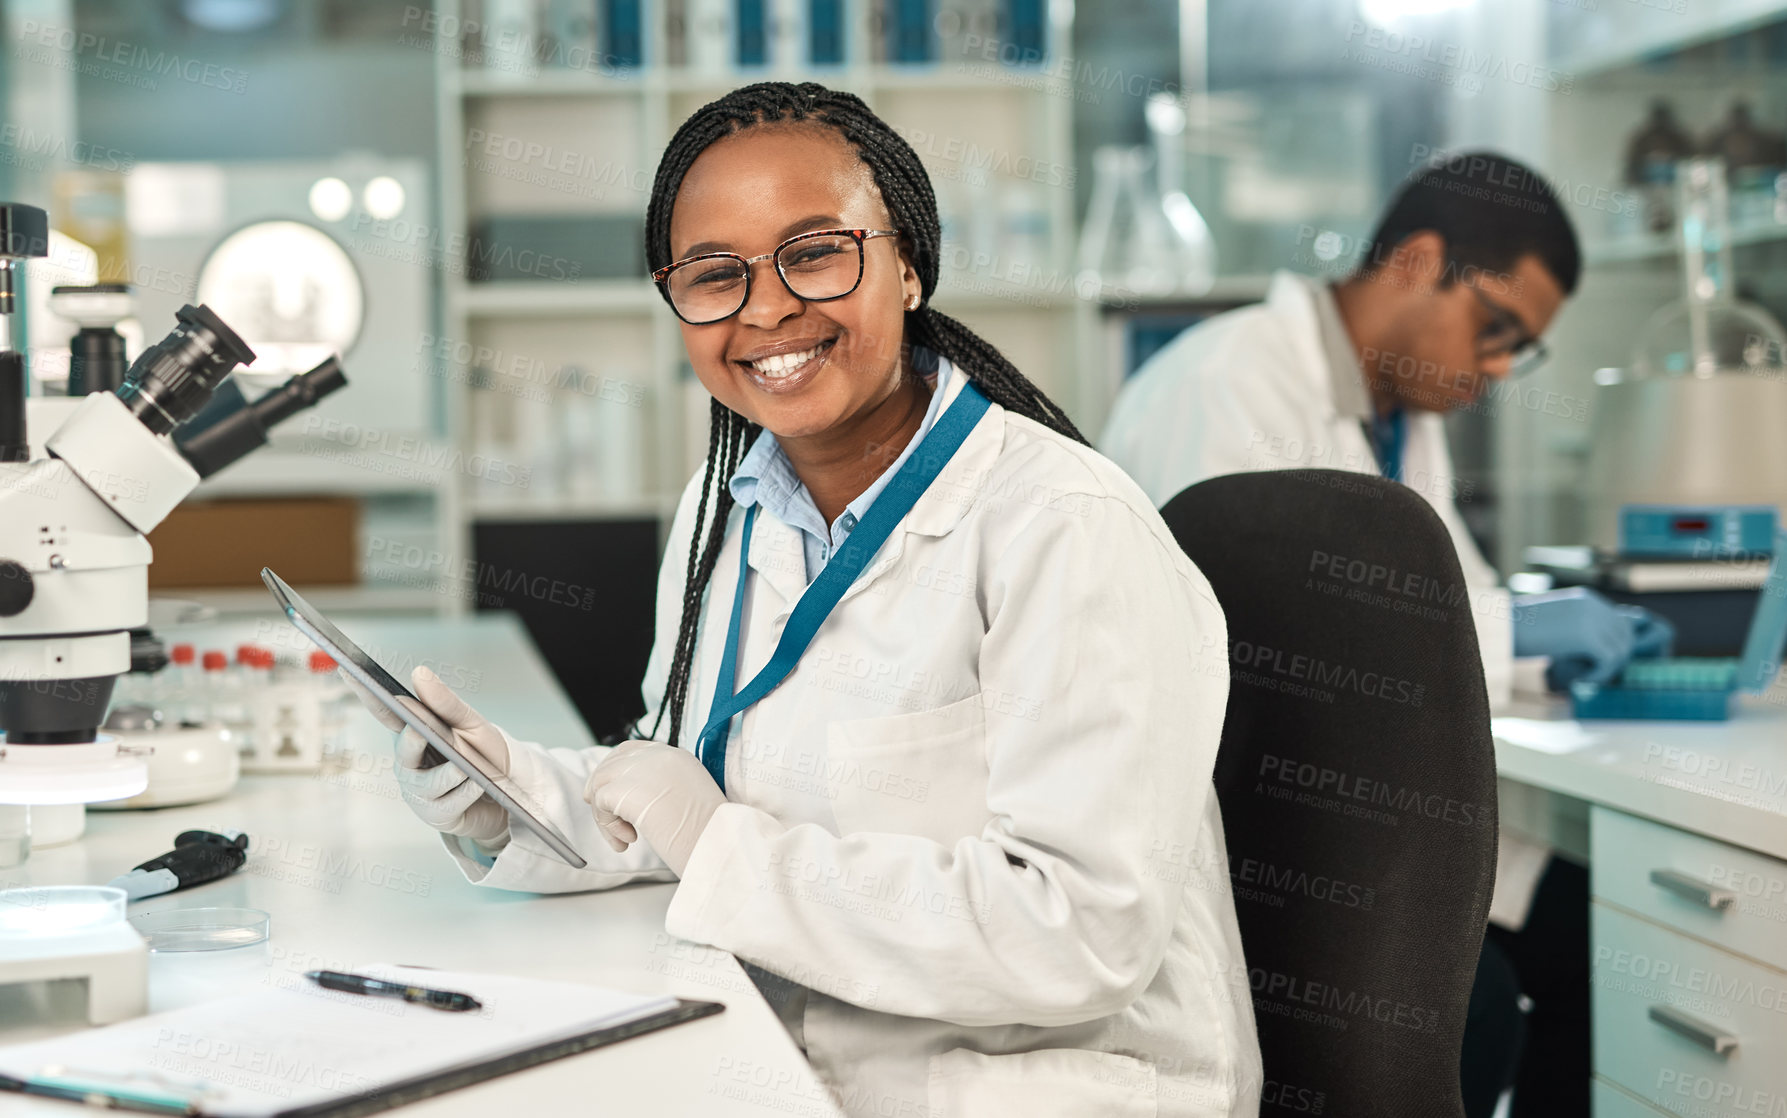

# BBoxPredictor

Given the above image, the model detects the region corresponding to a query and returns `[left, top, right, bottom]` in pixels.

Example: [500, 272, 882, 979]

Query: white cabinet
[1594, 806, 1787, 973]
[1590, 808, 1787, 1117]
[1591, 903, 1787, 1115]
[1595, 1077, 1675, 1118]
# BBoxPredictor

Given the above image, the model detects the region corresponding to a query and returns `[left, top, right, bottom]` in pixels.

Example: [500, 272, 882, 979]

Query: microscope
[0, 202, 347, 810]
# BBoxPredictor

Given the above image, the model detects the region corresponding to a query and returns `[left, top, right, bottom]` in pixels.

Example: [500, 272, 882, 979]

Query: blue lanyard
[694, 382, 992, 791]
[1369, 408, 1406, 482]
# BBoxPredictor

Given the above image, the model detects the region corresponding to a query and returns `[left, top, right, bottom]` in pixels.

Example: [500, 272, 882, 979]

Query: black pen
[305, 970, 482, 1012]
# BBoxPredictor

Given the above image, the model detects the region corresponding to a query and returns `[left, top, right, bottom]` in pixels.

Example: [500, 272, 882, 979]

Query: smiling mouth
[737, 340, 835, 392]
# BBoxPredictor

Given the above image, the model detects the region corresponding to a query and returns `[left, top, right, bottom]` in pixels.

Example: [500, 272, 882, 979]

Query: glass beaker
[0, 806, 28, 868]
[1632, 158, 1787, 380]
[1075, 143, 1216, 300]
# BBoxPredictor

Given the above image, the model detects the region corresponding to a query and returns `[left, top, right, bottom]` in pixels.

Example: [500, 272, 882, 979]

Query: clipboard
[0, 968, 724, 1118]
[281, 999, 723, 1118]
[0, 999, 723, 1117]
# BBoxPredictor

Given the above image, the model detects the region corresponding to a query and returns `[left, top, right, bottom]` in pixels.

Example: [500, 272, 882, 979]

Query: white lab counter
[1495, 694, 1787, 861]
[1494, 696, 1787, 1117]
[0, 613, 842, 1118]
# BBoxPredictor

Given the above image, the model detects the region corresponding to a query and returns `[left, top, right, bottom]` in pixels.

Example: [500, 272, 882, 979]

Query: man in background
[1102, 153, 1672, 1117]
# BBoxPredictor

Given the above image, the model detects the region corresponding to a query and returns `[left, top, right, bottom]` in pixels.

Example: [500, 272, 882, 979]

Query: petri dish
[0, 885, 128, 937]
[129, 906, 271, 951]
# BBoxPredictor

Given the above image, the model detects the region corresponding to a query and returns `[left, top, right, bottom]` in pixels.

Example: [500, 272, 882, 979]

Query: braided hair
[644, 81, 1086, 748]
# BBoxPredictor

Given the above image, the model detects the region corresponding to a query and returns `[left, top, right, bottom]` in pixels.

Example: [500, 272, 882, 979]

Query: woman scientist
[346, 83, 1259, 1117]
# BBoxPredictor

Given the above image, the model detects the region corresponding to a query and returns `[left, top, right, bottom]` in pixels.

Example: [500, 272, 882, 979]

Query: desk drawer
[1592, 903, 1787, 1116]
[1592, 806, 1787, 971]
[1595, 1078, 1673, 1118]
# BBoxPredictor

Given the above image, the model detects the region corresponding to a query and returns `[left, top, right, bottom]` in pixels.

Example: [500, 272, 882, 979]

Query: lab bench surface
[166, 612, 599, 754]
[1495, 695, 1787, 862]
[0, 615, 842, 1118]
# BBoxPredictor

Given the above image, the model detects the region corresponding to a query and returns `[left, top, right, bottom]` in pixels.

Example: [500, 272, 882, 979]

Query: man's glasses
[1470, 286, 1548, 378]
[651, 228, 901, 325]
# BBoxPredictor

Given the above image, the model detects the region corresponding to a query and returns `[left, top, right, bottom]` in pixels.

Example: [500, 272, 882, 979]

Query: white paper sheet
[1491, 717, 1603, 756]
[0, 964, 679, 1117]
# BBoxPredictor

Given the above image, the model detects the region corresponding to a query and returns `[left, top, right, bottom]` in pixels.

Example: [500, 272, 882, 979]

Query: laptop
[1572, 530, 1787, 721]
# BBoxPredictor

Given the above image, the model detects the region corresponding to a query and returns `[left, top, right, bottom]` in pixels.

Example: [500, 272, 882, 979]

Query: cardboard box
[147, 498, 359, 589]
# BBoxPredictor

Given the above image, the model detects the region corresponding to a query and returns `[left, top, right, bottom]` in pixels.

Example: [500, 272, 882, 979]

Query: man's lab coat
[1100, 271, 1563, 931]
[1099, 270, 1514, 711]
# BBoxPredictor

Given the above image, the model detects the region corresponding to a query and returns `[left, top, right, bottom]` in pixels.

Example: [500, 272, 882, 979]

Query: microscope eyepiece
[250, 355, 346, 429]
[116, 304, 255, 435]
[173, 355, 349, 479]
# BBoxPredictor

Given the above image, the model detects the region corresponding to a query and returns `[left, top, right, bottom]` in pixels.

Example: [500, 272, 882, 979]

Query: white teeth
[748, 344, 824, 378]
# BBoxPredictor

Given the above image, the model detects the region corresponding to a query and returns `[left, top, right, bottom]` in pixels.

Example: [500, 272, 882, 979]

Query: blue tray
[1570, 685, 1736, 721]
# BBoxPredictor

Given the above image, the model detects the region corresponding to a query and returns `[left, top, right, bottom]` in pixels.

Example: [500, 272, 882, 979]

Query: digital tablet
[262, 567, 587, 868]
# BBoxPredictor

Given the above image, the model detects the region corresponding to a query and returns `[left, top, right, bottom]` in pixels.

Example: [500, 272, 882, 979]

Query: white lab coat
[1099, 271, 1514, 711]
[443, 370, 1263, 1117]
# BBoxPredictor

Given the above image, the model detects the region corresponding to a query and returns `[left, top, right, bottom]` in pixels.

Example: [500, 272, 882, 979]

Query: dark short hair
[1355, 152, 1582, 295]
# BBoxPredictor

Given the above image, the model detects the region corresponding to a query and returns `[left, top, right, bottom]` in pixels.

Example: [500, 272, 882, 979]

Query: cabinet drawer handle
[1650, 869, 1735, 911]
[1648, 1005, 1739, 1056]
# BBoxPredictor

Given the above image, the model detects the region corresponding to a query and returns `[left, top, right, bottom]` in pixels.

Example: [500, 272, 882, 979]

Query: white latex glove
[582, 741, 726, 877]
[338, 666, 512, 846]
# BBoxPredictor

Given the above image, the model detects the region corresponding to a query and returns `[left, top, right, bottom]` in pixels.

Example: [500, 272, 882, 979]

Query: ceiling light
[362, 177, 406, 221]
[308, 177, 352, 223]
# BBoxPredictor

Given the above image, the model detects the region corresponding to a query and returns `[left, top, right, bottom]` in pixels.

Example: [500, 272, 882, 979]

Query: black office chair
[1160, 470, 1497, 1118]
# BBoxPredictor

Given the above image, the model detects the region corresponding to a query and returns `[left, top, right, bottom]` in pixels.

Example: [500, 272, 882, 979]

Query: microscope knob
[0, 560, 32, 616]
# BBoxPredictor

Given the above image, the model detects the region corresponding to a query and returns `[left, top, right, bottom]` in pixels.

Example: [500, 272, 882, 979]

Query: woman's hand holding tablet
[264, 564, 584, 867]
[339, 665, 515, 848]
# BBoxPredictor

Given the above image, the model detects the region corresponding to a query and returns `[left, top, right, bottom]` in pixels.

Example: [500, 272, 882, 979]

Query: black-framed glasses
[1470, 286, 1549, 378]
[651, 228, 901, 325]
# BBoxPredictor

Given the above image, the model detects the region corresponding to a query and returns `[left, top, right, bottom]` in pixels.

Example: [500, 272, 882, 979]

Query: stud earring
[905, 294, 921, 311]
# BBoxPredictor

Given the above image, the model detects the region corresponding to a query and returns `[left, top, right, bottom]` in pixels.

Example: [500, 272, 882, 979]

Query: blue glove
[1512, 588, 1673, 691]
[1618, 604, 1676, 660]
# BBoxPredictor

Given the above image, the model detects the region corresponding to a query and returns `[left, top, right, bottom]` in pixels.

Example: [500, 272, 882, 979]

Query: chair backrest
[1160, 470, 1497, 1118]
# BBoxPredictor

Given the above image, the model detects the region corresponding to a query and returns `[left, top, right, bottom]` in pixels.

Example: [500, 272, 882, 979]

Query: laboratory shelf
[661, 66, 1051, 97]
[865, 65, 1048, 93]
[1092, 274, 1276, 312]
[1201, 275, 1277, 304]
[454, 69, 645, 98]
[931, 283, 1080, 312]
[192, 445, 452, 497]
[455, 280, 661, 317]
[160, 583, 447, 617]
[1585, 219, 1787, 266]
[468, 492, 677, 521]
[1550, 0, 1787, 78]
[659, 69, 864, 94]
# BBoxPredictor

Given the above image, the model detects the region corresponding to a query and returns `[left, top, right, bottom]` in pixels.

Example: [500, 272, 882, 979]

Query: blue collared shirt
[729, 357, 955, 584]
